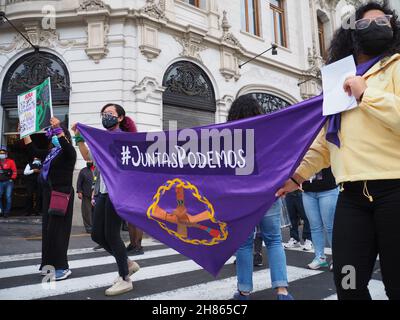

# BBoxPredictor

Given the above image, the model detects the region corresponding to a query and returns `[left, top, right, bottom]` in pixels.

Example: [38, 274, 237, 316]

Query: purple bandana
[40, 147, 61, 181]
[45, 127, 63, 139]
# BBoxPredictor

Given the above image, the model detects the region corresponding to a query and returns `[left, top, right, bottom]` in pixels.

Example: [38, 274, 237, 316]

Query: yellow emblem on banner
[147, 178, 228, 246]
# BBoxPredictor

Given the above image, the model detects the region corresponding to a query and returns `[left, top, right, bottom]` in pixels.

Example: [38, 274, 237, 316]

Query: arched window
[1, 51, 70, 133]
[247, 92, 290, 114]
[163, 61, 216, 129]
[2, 51, 70, 107]
[1, 51, 70, 214]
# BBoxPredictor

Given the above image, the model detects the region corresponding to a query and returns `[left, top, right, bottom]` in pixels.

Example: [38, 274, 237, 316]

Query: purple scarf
[40, 127, 65, 181]
[40, 147, 61, 181]
[326, 55, 383, 147]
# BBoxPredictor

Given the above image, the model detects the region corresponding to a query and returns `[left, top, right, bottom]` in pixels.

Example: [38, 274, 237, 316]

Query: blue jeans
[302, 188, 339, 259]
[0, 180, 13, 215]
[236, 199, 288, 291]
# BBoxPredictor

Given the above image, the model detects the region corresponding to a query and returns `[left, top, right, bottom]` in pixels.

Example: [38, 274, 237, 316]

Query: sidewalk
[0, 217, 139, 256]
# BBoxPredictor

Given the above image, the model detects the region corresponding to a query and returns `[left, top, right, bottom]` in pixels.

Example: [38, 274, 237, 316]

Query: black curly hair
[327, 0, 400, 64]
[227, 95, 265, 121]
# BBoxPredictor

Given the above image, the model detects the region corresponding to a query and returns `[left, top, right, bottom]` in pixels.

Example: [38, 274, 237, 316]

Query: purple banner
[78, 95, 326, 276]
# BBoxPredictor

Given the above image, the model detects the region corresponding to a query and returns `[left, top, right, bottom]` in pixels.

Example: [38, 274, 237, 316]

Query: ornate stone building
[0, 0, 380, 223]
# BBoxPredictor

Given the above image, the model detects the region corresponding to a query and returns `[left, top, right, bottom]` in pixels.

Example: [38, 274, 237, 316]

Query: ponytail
[120, 116, 137, 133]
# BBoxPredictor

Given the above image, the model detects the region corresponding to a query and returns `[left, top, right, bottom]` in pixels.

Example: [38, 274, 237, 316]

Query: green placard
[18, 77, 53, 138]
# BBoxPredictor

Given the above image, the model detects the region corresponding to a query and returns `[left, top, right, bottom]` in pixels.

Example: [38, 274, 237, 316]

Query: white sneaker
[284, 238, 301, 248]
[113, 259, 140, 284]
[105, 277, 133, 296]
[307, 257, 329, 270]
[128, 259, 140, 277]
[302, 239, 313, 251]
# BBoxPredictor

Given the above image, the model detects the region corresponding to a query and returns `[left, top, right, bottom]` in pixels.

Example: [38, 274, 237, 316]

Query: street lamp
[238, 43, 278, 69]
[0, 11, 39, 52]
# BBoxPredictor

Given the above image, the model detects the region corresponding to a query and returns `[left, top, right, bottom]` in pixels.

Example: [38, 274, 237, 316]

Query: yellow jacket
[296, 53, 400, 184]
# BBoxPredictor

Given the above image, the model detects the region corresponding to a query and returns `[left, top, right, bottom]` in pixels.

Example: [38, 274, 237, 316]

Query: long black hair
[227, 95, 265, 121]
[327, 0, 400, 64]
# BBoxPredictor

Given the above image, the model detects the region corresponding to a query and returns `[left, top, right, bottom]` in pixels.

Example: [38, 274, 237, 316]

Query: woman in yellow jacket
[277, 2, 400, 300]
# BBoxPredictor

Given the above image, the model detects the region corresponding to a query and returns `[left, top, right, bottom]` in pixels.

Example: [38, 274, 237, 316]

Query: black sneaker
[131, 246, 144, 255]
[126, 244, 135, 252]
[93, 245, 103, 251]
[253, 253, 263, 267]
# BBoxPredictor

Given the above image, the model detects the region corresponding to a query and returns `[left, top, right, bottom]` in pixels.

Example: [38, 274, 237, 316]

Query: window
[270, 0, 287, 47]
[241, 0, 261, 36]
[163, 61, 216, 130]
[318, 17, 327, 60]
[1, 51, 70, 215]
[182, 0, 206, 9]
[250, 93, 290, 114]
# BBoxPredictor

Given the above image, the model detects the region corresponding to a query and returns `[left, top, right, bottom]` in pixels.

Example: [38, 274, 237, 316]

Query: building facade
[0, 0, 375, 224]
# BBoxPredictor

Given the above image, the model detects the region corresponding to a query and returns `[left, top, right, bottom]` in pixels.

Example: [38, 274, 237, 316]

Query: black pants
[40, 184, 74, 270]
[91, 193, 128, 278]
[285, 191, 311, 241]
[25, 177, 41, 214]
[333, 179, 400, 300]
[81, 196, 93, 232]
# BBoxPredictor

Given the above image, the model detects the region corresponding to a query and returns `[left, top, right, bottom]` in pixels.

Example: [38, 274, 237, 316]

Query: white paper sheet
[321, 55, 358, 116]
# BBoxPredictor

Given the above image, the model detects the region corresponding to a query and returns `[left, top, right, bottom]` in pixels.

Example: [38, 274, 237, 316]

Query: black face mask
[355, 22, 394, 56]
[102, 114, 119, 129]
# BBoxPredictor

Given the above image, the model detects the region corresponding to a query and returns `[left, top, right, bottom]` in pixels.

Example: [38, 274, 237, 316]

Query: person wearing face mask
[23, 157, 43, 216]
[0, 146, 17, 218]
[22, 118, 76, 281]
[76, 161, 95, 233]
[277, 2, 400, 300]
[71, 104, 140, 296]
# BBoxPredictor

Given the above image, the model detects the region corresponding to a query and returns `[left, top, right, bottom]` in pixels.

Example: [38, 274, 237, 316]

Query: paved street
[0, 218, 386, 300]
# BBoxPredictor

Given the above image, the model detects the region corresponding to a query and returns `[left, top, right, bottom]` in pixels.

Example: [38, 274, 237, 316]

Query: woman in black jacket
[22, 117, 76, 281]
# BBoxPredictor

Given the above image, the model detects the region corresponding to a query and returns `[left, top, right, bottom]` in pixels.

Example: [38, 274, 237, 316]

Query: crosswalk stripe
[283, 247, 380, 261]
[0, 257, 236, 300]
[0, 238, 161, 263]
[135, 265, 323, 300]
[323, 279, 387, 300]
[0, 247, 179, 279]
[0, 240, 386, 300]
[284, 247, 332, 255]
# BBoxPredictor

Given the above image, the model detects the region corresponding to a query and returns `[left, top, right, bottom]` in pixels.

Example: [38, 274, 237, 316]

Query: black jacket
[77, 167, 94, 198]
[27, 136, 77, 191]
[302, 167, 337, 193]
